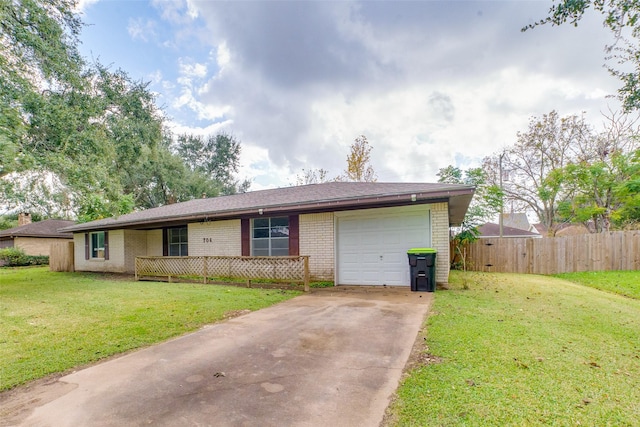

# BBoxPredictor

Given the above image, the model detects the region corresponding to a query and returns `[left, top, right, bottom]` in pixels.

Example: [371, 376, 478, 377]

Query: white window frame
[168, 227, 188, 256]
[90, 231, 105, 259]
[251, 217, 289, 257]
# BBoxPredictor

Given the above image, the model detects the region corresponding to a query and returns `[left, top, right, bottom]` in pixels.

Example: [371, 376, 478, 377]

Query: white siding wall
[299, 212, 334, 281]
[73, 230, 127, 273]
[430, 202, 450, 284]
[188, 220, 242, 256]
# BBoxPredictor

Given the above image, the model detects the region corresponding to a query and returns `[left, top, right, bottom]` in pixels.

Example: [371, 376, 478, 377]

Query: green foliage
[0, 247, 49, 266]
[483, 111, 592, 234]
[438, 166, 502, 227]
[76, 193, 135, 223]
[546, 146, 639, 231]
[176, 133, 249, 195]
[483, 110, 639, 233]
[0, 1, 251, 220]
[611, 149, 640, 227]
[449, 226, 480, 271]
[389, 271, 640, 425]
[524, 0, 640, 111]
[0, 267, 299, 390]
[0, 215, 18, 231]
[0, 0, 84, 176]
[309, 281, 335, 288]
[437, 165, 490, 270]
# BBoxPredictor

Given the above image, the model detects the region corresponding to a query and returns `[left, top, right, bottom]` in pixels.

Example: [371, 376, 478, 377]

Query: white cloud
[152, 0, 198, 23]
[127, 17, 157, 42]
[75, 0, 100, 13]
[178, 60, 207, 79]
[147, 70, 163, 85]
[166, 119, 231, 138]
[171, 57, 231, 121]
[216, 42, 231, 69]
[105, 1, 621, 189]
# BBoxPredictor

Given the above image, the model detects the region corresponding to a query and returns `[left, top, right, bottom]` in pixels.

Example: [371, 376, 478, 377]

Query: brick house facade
[64, 182, 474, 286]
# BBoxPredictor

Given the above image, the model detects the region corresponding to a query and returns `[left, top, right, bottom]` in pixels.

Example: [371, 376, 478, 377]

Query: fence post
[303, 256, 310, 292]
[203, 256, 208, 284]
[134, 257, 139, 281]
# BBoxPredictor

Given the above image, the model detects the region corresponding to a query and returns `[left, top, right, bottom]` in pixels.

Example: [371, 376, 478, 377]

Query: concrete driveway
[1, 287, 432, 427]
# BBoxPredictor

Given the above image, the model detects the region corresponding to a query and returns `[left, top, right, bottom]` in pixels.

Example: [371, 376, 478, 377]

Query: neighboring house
[501, 213, 538, 233]
[62, 182, 474, 286]
[477, 222, 542, 239]
[0, 216, 75, 256]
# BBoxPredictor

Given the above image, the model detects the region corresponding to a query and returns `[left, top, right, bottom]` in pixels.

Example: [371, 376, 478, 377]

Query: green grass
[0, 267, 299, 391]
[553, 270, 640, 299]
[388, 271, 640, 426]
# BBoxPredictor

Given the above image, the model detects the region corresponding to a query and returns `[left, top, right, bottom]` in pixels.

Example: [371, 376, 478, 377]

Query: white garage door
[336, 206, 431, 286]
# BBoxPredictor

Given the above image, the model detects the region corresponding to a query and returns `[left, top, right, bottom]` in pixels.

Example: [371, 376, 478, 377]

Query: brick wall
[124, 230, 148, 273]
[429, 202, 450, 284]
[13, 237, 72, 256]
[300, 212, 334, 281]
[188, 220, 241, 256]
[146, 230, 163, 256]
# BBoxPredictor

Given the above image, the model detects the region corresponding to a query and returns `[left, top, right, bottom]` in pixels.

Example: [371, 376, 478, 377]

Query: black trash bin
[407, 248, 437, 292]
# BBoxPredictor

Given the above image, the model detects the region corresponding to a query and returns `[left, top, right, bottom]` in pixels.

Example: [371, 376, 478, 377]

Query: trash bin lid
[407, 248, 437, 254]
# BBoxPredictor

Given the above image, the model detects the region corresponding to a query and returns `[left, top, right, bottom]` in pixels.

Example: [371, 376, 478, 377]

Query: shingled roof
[63, 182, 475, 232]
[0, 219, 75, 239]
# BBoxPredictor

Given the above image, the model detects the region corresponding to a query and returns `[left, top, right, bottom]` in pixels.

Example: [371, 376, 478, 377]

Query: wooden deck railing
[135, 255, 310, 291]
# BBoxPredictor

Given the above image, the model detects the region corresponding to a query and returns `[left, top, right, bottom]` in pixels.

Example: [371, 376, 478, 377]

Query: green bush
[0, 247, 49, 266]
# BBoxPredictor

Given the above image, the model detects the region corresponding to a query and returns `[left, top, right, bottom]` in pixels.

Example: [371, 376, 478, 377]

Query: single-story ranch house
[0, 216, 75, 256]
[62, 182, 474, 286]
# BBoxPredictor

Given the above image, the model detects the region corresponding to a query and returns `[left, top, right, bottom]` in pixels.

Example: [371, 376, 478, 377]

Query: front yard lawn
[387, 271, 640, 426]
[0, 267, 299, 391]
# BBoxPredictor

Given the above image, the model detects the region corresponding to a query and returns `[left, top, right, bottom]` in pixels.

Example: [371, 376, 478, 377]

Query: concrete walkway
[1, 287, 432, 427]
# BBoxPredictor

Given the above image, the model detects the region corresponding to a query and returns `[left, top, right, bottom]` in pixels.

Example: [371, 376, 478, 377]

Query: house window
[90, 231, 105, 259]
[168, 227, 188, 256]
[252, 217, 289, 256]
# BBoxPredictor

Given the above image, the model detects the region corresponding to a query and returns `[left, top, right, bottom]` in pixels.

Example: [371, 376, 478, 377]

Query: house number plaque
[203, 237, 214, 243]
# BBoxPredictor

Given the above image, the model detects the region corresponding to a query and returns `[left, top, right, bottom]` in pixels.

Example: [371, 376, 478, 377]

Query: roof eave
[64, 187, 476, 232]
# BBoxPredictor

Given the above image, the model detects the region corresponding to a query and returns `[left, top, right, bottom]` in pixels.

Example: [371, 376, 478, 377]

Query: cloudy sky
[77, 0, 620, 190]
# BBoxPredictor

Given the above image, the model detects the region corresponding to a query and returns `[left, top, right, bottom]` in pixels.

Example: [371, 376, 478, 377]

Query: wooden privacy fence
[135, 255, 311, 291]
[50, 241, 74, 272]
[465, 231, 640, 274]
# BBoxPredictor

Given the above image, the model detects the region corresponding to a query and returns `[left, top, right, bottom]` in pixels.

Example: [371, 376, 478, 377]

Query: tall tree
[483, 111, 592, 235]
[176, 133, 250, 196]
[0, 0, 84, 177]
[548, 111, 640, 231]
[484, 109, 639, 234]
[552, 151, 637, 232]
[524, 0, 640, 111]
[341, 135, 377, 182]
[0, 0, 252, 220]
